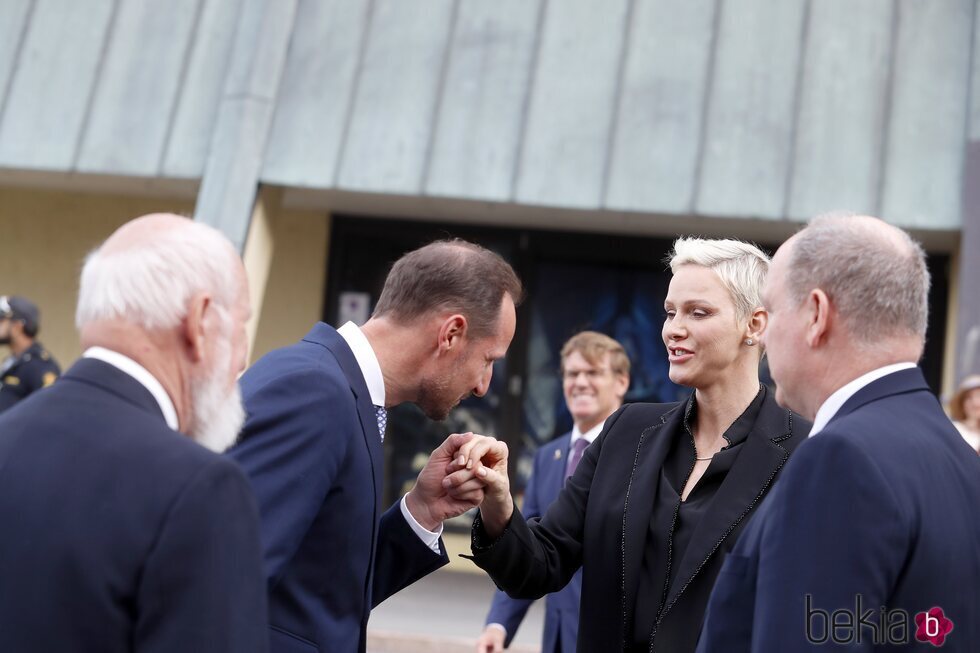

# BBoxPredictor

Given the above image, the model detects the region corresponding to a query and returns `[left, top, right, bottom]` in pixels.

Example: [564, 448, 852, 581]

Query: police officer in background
[0, 295, 61, 413]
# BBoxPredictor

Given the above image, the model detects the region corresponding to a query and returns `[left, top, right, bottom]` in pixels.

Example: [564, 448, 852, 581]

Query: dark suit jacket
[486, 432, 582, 653]
[697, 368, 980, 652]
[471, 389, 808, 652]
[0, 358, 267, 652]
[229, 323, 449, 653]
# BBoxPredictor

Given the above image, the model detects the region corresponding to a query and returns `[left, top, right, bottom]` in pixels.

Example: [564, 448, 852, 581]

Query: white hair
[668, 237, 771, 321]
[76, 219, 238, 330]
[787, 212, 930, 346]
[190, 306, 246, 452]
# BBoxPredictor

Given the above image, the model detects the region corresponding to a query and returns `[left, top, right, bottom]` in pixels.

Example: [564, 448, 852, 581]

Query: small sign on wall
[338, 291, 371, 326]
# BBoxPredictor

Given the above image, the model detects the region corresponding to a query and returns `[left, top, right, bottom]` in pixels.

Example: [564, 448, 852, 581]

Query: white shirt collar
[337, 321, 386, 408]
[571, 420, 605, 445]
[809, 362, 918, 437]
[83, 346, 179, 431]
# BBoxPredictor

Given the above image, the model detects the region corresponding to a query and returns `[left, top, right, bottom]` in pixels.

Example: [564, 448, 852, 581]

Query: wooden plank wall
[0, 0, 976, 231]
[425, 0, 541, 201]
[0, 0, 241, 179]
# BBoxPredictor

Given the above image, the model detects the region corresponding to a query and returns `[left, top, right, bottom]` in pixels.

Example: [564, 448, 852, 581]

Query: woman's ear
[745, 306, 768, 345]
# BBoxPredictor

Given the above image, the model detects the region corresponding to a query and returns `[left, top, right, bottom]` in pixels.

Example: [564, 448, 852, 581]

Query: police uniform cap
[0, 296, 41, 334]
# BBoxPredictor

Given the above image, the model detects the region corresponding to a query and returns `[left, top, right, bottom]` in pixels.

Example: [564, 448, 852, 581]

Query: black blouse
[632, 385, 766, 648]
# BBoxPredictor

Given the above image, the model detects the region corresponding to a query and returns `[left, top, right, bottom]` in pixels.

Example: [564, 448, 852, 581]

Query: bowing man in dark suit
[452, 238, 810, 653]
[0, 214, 267, 653]
[229, 239, 523, 653]
[698, 214, 980, 652]
[476, 331, 630, 653]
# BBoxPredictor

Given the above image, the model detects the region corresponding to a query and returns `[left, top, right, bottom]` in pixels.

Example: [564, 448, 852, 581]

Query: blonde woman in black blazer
[454, 237, 811, 653]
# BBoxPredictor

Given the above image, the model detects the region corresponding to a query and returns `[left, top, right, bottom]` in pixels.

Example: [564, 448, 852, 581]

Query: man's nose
[474, 367, 492, 397]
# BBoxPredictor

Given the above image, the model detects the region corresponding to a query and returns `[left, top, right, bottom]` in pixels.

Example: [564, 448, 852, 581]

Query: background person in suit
[452, 237, 810, 653]
[948, 374, 980, 454]
[476, 331, 630, 653]
[0, 214, 267, 653]
[0, 295, 61, 413]
[697, 214, 980, 652]
[229, 239, 523, 653]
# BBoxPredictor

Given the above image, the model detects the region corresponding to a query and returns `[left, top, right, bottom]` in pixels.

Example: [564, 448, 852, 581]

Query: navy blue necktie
[374, 405, 387, 442]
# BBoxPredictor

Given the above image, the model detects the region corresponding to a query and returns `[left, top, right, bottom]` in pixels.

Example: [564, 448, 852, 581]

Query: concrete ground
[368, 534, 545, 653]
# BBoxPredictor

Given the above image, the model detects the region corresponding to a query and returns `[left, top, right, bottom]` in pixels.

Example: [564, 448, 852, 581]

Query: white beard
[190, 333, 246, 453]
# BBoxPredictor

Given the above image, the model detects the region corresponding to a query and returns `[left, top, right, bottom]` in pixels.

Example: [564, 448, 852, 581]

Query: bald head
[782, 212, 930, 350]
[100, 213, 235, 259]
[77, 214, 244, 331]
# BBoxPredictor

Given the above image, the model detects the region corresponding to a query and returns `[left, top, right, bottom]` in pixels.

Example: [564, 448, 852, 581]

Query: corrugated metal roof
[0, 0, 975, 230]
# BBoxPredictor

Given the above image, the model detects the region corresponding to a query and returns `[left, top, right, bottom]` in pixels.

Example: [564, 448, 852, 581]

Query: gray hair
[668, 237, 771, 321]
[76, 219, 239, 331]
[786, 213, 930, 346]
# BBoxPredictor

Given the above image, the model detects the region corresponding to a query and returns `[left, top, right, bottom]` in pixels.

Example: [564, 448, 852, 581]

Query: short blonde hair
[560, 331, 630, 378]
[668, 237, 770, 321]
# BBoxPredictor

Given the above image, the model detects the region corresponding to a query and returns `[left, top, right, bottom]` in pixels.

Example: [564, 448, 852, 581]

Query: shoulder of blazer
[604, 401, 685, 435]
[751, 388, 812, 452]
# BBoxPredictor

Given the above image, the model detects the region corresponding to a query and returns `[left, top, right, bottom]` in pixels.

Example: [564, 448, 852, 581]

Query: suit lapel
[622, 404, 684, 628]
[546, 433, 572, 503]
[309, 324, 385, 504]
[661, 395, 792, 613]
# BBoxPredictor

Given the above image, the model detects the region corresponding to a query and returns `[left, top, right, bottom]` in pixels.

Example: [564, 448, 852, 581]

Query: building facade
[1, 0, 977, 502]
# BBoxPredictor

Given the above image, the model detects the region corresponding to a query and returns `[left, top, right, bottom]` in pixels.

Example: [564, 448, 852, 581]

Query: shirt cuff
[400, 494, 443, 553]
[487, 623, 508, 637]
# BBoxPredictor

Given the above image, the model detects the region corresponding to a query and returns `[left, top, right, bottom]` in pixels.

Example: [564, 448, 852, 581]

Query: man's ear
[614, 373, 630, 401]
[437, 314, 468, 355]
[805, 289, 832, 348]
[183, 293, 211, 363]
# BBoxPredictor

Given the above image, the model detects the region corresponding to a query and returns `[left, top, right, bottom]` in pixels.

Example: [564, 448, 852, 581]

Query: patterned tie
[375, 405, 387, 442]
[566, 437, 590, 479]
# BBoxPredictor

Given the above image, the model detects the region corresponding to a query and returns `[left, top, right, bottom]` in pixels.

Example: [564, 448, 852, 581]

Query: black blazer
[0, 358, 268, 652]
[471, 389, 810, 653]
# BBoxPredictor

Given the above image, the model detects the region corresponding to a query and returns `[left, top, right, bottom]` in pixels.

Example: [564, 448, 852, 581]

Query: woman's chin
[668, 368, 698, 389]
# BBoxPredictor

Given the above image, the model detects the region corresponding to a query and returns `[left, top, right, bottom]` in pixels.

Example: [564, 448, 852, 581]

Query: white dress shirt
[953, 422, 980, 453]
[337, 322, 443, 552]
[570, 420, 604, 447]
[809, 362, 918, 437]
[83, 346, 179, 431]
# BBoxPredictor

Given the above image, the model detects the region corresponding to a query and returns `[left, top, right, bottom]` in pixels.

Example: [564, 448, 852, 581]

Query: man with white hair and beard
[0, 214, 268, 653]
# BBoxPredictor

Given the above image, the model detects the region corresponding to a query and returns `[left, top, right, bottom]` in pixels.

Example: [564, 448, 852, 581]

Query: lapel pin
[554, 449, 562, 460]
